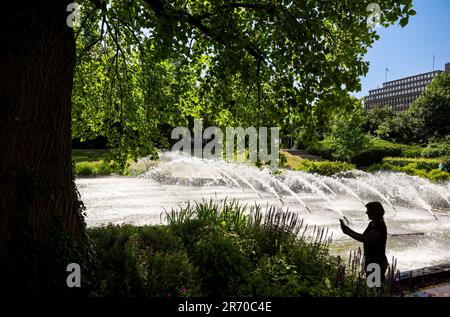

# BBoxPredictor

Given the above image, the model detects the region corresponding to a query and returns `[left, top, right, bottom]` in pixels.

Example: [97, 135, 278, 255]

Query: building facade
[364, 62, 450, 112]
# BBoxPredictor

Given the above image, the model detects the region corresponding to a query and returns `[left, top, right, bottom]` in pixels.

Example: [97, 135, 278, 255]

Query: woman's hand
[340, 219, 349, 234]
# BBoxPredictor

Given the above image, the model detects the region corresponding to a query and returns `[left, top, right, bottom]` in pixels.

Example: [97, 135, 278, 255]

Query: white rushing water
[77, 151, 450, 271]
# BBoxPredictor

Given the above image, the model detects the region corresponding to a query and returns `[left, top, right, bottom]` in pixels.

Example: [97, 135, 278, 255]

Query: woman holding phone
[340, 201, 388, 283]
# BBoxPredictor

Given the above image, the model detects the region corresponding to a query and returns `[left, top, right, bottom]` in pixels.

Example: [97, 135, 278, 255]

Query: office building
[364, 62, 450, 112]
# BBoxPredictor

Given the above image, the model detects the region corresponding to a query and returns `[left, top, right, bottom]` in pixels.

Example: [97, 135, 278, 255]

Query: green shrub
[327, 107, 370, 162]
[308, 138, 407, 166]
[87, 201, 392, 297]
[246, 254, 306, 297]
[351, 148, 398, 167]
[351, 138, 408, 166]
[164, 200, 365, 297]
[307, 140, 334, 160]
[428, 169, 450, 182]
[383, 157, 443, 172]
[295, 160, 356, 176]
[421, 141, 450, 158]
[75, 161, 98, 176]
[74, 160, 129, 176]
[137, 251, 202, 297]
[88, 225, 202, 296]
[191, 231, 252, 296]
[75, 161, 113, 176]
[310, 137, 433, 167]
[367, 159, 450, 182]
[97, 161, 113, 175]
[402, 147, 424, 158]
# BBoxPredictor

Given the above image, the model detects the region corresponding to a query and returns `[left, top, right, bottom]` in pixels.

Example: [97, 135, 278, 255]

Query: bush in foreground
[87, 200, 396, 297]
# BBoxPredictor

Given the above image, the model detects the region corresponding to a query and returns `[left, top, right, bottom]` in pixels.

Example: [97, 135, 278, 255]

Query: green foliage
[294, 160, 356, 176]
[407, 73, 450, 143]
[191, 231, 252, 296]
[365, 105, 412, 142]
[87, 200, 378, 297]
[365, 105, 397, 135]
[421, 136, 450, 158]
[351, 138, 406, 166]
[383, 157, 447, 171]
[375, 111, 412, 142]
[88, 224, 202, 296]
[327, 105, 369, 162]
[75, 161, 112, 176]
[367, 157, 450, 182]
[312, 137, 434, 166]
[72, 0, 415, 163]
[364, 73, 450, 145]
[72, 149, 135, 175]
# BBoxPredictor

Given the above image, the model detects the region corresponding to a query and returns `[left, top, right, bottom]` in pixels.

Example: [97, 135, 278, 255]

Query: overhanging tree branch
[141, 0, 266, 63]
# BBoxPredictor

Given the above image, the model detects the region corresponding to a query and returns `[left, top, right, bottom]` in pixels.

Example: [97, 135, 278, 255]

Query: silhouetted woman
[340, 201, 388, 282]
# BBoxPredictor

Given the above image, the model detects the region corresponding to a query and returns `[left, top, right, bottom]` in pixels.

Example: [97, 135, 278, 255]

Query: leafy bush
[307, 139, 334, 160]
[295, 160, 356, 176]
[308, 137, 424, 166]
[427, 169, 450, 182]
[246, 254, 308, 297]
[75, 161, 113, 176]
[75, 161, 97, 176]
[87, 200, 382, 297]
[351, 148, 399, 167]
[383, 157, 444, 171]
[352, 138, 408, 166]
[74, 160, 132, 176]
[367, 159, 450, 182]
[421, 137, 450, 158]
[88, 225, 202, 296]
[191, 231, 252, 296]
[374, 111, 412, 143]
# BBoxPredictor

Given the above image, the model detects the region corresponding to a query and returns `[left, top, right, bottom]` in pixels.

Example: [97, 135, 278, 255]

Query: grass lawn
[72, 149, 158, 176]
[281, 150, 304, 170]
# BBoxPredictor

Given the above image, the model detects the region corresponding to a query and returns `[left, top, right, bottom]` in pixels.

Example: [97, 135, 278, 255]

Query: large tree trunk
[0, 1, 83, 289]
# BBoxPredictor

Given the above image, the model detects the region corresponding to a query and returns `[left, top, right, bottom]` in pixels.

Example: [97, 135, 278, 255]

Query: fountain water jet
[78, 152, 450, 271]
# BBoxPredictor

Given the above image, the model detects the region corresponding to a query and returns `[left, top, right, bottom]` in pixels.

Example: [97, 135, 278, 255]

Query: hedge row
[366, 159, 450, 182]
[382, 157, 446, 172]
[294, 160, 356, 176]
[309, 138, 448, 167]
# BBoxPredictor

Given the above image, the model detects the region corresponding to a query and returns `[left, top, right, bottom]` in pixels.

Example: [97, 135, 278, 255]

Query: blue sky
[354, 0, 450, 99]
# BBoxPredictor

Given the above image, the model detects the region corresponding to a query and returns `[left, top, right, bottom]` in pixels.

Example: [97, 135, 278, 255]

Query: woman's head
[365, 201, 385, 221]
